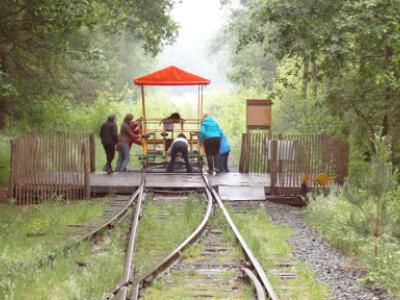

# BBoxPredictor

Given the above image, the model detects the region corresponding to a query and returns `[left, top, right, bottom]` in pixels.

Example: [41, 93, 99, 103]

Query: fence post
[9, 140, 15, 200]
[83, 143, 91, 199]
[244, 133, 251, 173]
[270, 139, 278, 195]
[239, 133, 246, 173]
[89, 134, 96, 173]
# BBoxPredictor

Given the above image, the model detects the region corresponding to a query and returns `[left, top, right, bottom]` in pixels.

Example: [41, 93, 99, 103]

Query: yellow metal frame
[139, 85, 205, 157]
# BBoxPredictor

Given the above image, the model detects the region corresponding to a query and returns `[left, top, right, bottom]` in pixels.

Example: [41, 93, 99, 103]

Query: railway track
[103, 173, 279, 300]
[25, 173, 146, 269]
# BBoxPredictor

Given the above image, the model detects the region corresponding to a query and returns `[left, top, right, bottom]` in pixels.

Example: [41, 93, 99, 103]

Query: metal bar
[125, 186, 213, 300]
[242, 267, 266, 300]
[115, 181, 145, 300]
[202, 174, 279, 300]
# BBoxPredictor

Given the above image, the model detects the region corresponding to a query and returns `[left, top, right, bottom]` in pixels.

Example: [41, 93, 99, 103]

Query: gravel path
[265, 201, 391, 300]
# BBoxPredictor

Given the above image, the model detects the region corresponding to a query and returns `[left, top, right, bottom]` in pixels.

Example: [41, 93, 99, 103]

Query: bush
[304, 135, 400, 297]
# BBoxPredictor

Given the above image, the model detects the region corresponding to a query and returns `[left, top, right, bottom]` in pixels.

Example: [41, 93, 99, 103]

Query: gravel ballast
[265, 201, 391, 300]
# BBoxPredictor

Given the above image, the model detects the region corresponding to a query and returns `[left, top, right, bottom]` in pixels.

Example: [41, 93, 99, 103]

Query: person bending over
[200, 114, 222, 174]
[167, 133, 192, 173]
[99, 114, 118, 174]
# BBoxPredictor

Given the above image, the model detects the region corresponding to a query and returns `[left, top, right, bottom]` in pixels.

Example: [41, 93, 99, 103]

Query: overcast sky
[158, 0, 231, 94]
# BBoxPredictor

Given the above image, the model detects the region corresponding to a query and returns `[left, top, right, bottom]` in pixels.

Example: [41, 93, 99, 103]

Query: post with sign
[239, 99, 272, 173]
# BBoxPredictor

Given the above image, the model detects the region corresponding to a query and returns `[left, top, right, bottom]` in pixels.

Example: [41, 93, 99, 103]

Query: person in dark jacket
[219, 131, 231, 173]
[99, 114, 118, 174]
[199, 114, 223, 174]
[167, 133, 192, 173]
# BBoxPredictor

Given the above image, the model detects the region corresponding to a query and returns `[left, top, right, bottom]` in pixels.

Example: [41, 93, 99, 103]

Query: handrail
[202, 174, 279, 300]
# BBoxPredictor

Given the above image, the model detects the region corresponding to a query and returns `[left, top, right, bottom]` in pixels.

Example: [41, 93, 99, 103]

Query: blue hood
[200, 116, 222, 143]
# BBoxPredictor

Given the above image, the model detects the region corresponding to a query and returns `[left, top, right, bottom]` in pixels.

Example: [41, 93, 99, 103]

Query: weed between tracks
[134, 193, 206, 276]
[141, 210, 254, 300]
[0, 198, 130, 300]
[227, 203, 330, 300]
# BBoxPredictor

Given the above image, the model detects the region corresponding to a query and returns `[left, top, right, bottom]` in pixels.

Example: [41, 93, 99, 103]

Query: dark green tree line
[220, 0, 400, 164]
[0, 0, 178, 128]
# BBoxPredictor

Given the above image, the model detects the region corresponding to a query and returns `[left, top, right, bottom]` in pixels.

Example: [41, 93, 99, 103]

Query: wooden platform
[90, 172, 270, 194]
[89, 172, 306, 205]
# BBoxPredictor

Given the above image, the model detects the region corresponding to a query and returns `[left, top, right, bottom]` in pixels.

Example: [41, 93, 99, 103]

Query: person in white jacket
[166, 133, 192, 173]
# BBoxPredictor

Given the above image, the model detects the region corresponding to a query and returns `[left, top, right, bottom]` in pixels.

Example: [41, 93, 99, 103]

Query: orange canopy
[133, 65, 211, 86]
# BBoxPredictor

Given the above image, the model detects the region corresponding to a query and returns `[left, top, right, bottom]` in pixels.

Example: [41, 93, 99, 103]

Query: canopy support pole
[200, 85, 204, 118]
[141, 85, 147, 155]
[141, 85, 147, 132]
[197, 85, 200, 130]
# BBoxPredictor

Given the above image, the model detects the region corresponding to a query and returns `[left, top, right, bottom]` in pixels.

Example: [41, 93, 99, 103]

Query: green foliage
[344, 134, 400, 255]
[0, 214, 127, 299]
[220, 0, 400, 165]
[0, 0, 178, 128]
[305, 187, 400, 297]
[305, 135, 400, 297]
[0, 199, 106, 264]
[134, 196, 206, 276]
[228, 204, 330, 299]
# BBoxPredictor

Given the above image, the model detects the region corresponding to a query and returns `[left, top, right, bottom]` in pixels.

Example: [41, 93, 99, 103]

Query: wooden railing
[10, 132, 93, 205]
[239, 133, 349, 195]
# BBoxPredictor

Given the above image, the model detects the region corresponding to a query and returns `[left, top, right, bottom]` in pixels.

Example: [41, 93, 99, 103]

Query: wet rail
[203, 174, 279, 300]
[28, 172, 145, 269]
[103, 173, 279, 300]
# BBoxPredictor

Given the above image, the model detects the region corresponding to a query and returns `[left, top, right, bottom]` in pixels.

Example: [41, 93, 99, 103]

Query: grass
[0, 216, 129, 300]
[141, 210, 254, 300]
[134, 193, 206, 276]
[227, 203, 331, 300]
[0, 198, 108, 264]
[304, 189, 400, 298]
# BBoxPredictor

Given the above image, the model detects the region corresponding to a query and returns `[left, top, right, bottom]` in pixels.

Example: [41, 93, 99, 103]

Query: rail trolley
[133, 66, 210, 169]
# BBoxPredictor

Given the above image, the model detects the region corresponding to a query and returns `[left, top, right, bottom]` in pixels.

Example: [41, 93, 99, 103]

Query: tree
[223, 0, 400, 164]
[0, 0, 178, 128]
[345, 133, 400, 256]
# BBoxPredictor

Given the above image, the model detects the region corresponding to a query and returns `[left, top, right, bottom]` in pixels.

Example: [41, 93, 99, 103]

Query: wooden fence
[239, 133, 349, 195]
[239, 131, 270, 173]
[10, 132, 94, 205]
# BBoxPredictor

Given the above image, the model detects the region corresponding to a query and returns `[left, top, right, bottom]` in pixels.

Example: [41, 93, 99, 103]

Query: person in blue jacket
[219, 131, 231, 173]
[199, 114, 223, 174]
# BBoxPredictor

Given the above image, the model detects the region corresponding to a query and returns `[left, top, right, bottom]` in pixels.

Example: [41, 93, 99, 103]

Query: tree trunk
[312, 59, 318, 98]
[382, 45, 393, 137]
[301, 56, 309, 99]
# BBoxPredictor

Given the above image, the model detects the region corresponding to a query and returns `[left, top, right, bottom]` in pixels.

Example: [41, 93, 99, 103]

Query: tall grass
[305, 188, 400, 297]
[0, 218, 128, 300]
[0, 199, 107, 264]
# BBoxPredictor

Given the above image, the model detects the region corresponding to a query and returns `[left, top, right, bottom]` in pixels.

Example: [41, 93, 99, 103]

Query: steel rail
[202, 174, 280, 300]
[20, 173, 145, 270]
[129, 187, 214, 300]
[82, 173, 145, 241]
[242, 267, 266, 300]
[114, 182, 145, 300]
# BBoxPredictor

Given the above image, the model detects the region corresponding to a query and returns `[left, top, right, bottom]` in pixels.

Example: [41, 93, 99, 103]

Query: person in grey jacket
[99, 114, 118, 174]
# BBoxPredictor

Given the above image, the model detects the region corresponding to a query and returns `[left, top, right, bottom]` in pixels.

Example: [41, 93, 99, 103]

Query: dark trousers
[219, 151, 230, 173]
[204, 137, 221, 172]
[167, 141, 192, 173]
[102, 143, 116, 169]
